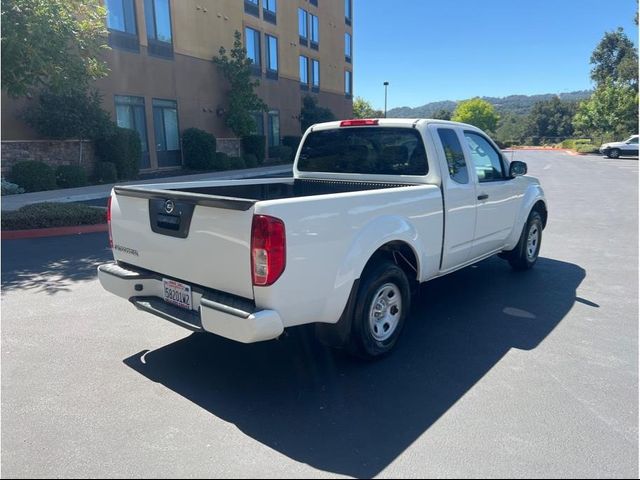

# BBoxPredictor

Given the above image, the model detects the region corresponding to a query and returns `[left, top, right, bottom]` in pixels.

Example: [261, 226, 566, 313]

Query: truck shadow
[123, 256, 585, 478]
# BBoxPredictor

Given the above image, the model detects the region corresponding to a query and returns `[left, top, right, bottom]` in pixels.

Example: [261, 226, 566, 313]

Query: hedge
[9, 161, 57, 192]
[1, 202, 106, 230]
[55, 165, 88, 189]
[183, 128, 216, 170]
[93, 162, 118, 184]
[94, 127, 141, 180]
[241, 135, 266, 164]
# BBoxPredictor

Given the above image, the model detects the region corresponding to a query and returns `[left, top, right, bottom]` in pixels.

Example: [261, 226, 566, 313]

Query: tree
[590, 28, 638, 89]
[525, 96, 576, 143]
[452, 98, 499, 133]
[24, 87, 113, 140]
[1, 0, 109, 97]
[353, 97, 383, 118]
[214, 30, 267, 137]
[300, 95, 336, 132]
[495, 113, 527, 146]
[431, 109, 452, 120]
[573, 80, 638, 140]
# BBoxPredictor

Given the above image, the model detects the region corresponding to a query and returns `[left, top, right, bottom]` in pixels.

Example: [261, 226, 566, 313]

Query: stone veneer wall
[216, 138, 241, 157]
[1, 140, 97, 177]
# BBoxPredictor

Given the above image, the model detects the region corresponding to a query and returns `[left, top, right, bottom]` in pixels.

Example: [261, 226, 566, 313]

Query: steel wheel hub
[526, 224, 539, 260]
[368, 283, 402, 342]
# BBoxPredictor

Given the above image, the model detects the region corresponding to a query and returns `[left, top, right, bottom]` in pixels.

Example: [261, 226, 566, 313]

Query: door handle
[477, 194, 489, 200]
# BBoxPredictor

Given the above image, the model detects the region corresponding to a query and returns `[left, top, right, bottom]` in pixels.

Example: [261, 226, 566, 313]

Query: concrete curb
[1, 223, 108, 240]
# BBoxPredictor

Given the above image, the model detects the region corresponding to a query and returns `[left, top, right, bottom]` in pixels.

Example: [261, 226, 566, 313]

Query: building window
[299, 56, 309, 90]
[152, 99, 181, 167]
[105, 0, 139, 51]
[268, 110, 280, 147]
[345, 0, 352, 25]
[144, 0, 173, 58]
[115, 95, 149, 169]
[345, 70, 352, 97]
[311, 59, 320, 92]
[263, 0, 276, 24]
[310, 14, 319, 49]
[244, 0, 259, 17]
[251, 112, 265, 135]
[345, 32, 352, 63]
[265, 34, 278, 79]
[245, 27, 261, 75]
[298, 9, 308, 46]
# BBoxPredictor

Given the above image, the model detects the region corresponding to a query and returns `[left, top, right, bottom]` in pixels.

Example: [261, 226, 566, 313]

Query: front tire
[346, 259, 411, 359]
[608, 148, 620, 159]
[504, 211, 543, 271]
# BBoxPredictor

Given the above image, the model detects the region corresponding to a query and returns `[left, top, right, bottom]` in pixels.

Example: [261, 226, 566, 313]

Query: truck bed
[170, 178, 414, 201]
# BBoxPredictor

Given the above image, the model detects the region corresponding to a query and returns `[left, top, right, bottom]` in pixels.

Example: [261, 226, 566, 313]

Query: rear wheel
[503, 210, 543, 271]
[346, 259, 411, 359]
[608, 148, 620, 159]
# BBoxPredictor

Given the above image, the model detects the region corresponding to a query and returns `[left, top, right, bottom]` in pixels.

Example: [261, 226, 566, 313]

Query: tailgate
[109, 188, 255, 299]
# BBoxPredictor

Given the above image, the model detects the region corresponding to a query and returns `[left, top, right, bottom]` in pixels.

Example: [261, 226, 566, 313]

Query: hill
[386, 90, 592, 118]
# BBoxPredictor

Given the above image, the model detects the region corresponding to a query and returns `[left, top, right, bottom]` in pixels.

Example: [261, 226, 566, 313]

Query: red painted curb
[1, 223, 108, 240]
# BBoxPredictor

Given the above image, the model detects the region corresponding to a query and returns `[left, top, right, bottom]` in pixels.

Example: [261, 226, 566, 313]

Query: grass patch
[1, 202, 106, 230]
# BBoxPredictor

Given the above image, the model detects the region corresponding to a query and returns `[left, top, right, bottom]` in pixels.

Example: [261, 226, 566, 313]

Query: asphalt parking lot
[1, 150, 637, 478]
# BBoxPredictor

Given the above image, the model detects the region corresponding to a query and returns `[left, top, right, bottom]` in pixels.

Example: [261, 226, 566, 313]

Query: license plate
[162, 278, 192, 310]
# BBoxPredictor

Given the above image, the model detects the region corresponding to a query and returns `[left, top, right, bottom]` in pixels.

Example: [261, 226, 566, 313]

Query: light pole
[383, 81, 389, 118]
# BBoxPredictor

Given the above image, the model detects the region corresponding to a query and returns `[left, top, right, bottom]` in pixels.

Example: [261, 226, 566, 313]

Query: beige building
[2, 0, 354, 171]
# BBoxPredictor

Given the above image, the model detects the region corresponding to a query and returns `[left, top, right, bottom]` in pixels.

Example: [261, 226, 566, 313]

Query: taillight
[251, 215, 286, 286]
[107, 196, 113, 249]
[340, 119, 379, 127]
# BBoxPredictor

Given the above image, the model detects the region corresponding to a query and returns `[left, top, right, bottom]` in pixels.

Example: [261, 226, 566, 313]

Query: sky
[353, 0, 639, 110]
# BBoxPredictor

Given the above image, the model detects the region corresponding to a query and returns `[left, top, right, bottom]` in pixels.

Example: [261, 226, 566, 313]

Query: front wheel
[503, 211, 543, 271]
[346, 259, 411, 359]
[608, 148, 620, 159]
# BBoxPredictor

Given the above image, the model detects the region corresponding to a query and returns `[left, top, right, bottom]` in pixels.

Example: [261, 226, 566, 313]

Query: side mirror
[509, 160, 527, 178]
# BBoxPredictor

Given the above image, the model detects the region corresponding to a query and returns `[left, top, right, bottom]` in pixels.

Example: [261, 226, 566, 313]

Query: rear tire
[503, 211, 543, 271]
[608, 148, 620, 159]
[346, 259, 411, 359]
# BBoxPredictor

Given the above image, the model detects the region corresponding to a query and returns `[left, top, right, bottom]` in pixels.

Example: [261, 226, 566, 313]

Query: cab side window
[437, 128, 468, 184]
[464, 131, 505, 182]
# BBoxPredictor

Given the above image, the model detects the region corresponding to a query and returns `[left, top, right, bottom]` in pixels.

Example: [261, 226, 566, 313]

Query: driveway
[1, 151, 637, 478]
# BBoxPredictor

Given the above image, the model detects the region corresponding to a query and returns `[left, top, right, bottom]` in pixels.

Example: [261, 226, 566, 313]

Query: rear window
[297, 127, 428, 175]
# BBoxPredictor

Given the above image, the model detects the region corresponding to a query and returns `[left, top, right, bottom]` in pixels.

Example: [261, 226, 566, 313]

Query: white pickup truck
[98, 118, 547, 358]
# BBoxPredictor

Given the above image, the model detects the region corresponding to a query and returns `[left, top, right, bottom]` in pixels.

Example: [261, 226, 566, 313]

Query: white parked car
[599, 134, 639, 158]
[98, 119, 548, 359]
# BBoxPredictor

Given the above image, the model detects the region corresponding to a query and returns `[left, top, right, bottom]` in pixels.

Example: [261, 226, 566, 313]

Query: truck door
[431, 125, 478, 271]
[462, 130, 520, 259]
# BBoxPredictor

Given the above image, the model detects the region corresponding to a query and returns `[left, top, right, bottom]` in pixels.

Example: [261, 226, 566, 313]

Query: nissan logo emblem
[164, 199, 175, 214]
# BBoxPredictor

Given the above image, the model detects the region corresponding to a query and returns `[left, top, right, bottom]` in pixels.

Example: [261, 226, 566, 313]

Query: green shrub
[94, 162, 118, 184]
[1, 179, 25, 196]
[1, 202, 106, 230]
[215, 152, 230, 170]
[241, 135, 266, 164]
[9, 161, 57, 192]
[575, 144, 599, 154]
[183, 128, 216, 170]
[242, 154, 258, 168]
[269, 145, 293, 162]
[282, 136, 302, 153]
[55, 165, 88, 189]
[226, 156, 246, 170]
[94, 127, 141, 180]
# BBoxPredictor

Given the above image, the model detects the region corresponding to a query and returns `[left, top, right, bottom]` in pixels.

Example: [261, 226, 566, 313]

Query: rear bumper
[97, 263, 284, 343]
